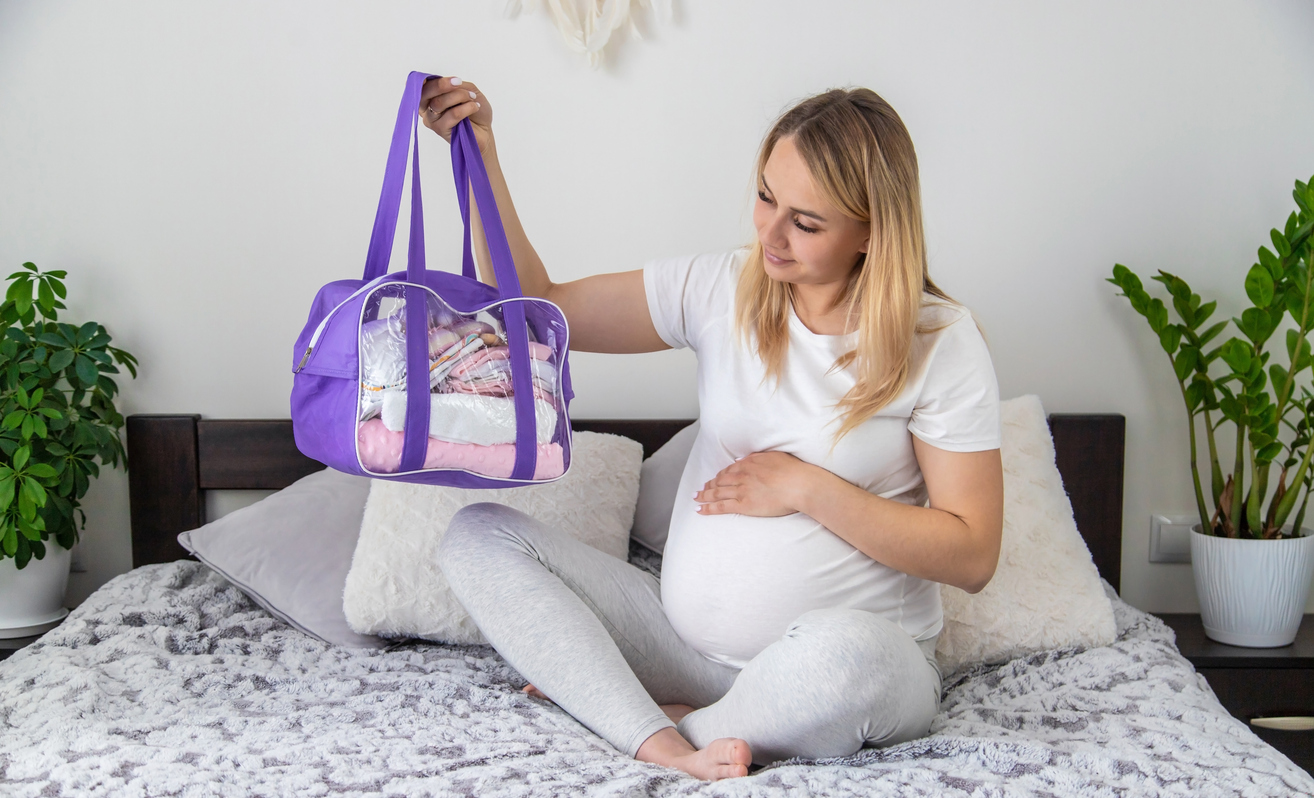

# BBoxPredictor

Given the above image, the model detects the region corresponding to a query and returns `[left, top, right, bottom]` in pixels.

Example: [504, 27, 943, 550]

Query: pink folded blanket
[356, 418, 564, 479]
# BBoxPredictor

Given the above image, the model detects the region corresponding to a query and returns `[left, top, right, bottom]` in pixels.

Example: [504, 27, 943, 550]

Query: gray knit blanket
[1, 559, 1309, 797]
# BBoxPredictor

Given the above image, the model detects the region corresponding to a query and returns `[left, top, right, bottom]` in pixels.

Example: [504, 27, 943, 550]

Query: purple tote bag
[290, 71, 573, 488]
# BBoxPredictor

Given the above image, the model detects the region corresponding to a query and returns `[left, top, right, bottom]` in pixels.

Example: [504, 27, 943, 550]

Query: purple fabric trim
[453, 122, 537, 480]
[400, 97, 432, 473]
[452, 129, 477, 282]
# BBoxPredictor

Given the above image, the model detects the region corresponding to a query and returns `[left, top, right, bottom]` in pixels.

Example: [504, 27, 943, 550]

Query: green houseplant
[0, 262, 136, 636]
[1109, 174, 1314, 646]
[0, 262, 136, 570]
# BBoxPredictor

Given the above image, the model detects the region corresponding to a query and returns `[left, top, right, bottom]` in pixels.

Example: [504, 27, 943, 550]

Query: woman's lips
[763, 248, 792, 266]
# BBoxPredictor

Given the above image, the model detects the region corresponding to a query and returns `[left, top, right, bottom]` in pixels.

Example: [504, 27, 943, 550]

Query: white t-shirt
[644, 249, 1001, 669]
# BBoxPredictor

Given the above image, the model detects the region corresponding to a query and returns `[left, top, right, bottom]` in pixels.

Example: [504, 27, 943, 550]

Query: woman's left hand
[694, 452, 818, 517]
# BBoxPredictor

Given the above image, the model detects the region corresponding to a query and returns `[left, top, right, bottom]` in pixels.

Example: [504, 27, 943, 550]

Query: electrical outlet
[1150, 515, 1195, 563]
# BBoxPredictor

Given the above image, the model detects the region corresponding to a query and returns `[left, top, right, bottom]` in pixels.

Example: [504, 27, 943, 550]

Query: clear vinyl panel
[355, 283, 567, 479]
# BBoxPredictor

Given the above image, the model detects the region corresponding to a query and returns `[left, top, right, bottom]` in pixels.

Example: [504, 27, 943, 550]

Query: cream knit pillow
[342, 431, 642, 644]
[936, 395, 1117, 673]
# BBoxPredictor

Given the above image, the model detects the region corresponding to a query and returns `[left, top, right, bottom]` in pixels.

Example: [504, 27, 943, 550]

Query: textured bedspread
[1, 560, 1309, 797]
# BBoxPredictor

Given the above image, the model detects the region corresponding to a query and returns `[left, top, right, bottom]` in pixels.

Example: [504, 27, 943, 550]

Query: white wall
[2, 1, 1313, 612]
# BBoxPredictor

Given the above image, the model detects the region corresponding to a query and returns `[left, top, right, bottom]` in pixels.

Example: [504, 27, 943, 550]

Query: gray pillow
[178, 467, 384, 649]
[630, 420, 699, 554]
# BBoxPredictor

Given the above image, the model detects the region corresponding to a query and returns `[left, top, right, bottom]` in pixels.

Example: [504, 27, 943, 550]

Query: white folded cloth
[380, 391, 558, 446]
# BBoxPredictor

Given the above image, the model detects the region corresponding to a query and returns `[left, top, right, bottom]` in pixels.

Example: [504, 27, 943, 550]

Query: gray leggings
[439, 503, 941, 765]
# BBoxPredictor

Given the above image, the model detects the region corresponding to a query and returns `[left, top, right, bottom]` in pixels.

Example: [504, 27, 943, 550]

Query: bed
[0, 413, 1309, 796]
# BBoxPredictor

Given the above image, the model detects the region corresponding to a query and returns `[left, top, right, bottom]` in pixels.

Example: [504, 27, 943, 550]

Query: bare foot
[636, 727, 752, 780]
[660, 703, 695, 724]
[522, 683, 550, 701]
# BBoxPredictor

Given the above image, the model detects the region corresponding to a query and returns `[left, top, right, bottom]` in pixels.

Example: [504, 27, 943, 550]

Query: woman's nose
[759, 212, 790, 250]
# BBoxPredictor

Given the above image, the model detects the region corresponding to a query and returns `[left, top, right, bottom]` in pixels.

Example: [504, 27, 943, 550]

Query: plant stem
[1203, 407, 1224, 509]
[1230, 422, 1246, 536]
[1273, 429, 1314, 529]
[1294, 488, 1311, 537]
[1247, 445, 1268, 537]
[1178, 380, 1211, 530]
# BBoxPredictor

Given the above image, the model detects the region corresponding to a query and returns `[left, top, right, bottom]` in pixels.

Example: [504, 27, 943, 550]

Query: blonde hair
[734, 88, 952, 444]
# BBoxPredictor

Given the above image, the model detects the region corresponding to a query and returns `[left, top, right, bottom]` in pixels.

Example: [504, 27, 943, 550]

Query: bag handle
[364, 72, 538, 479]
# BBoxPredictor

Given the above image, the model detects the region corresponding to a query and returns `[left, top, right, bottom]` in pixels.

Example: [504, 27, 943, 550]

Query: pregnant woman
[426, 76, 1003, 781]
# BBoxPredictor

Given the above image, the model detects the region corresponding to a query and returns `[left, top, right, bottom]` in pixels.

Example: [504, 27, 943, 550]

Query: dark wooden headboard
[125, 414, 1125, 592]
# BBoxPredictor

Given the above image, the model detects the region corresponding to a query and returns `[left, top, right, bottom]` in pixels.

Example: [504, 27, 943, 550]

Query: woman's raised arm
[420, 77, 668, 355]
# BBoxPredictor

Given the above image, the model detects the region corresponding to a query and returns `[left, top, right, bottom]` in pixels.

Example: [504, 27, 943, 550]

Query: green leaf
[26, 463, 56, 479]
[0, 477, 16, 512]
[76, 321, 98, 346]
[1258, 441, 1285, 463]
[1221, 338, 1253, 374]
[22, 478, 46, 507]
[36, 280, 53, 313]
[1148, 298, 1169, 333]
[1246, 264, 1276, 306]
[1239, 307, 1276, 345]
[1159, 325, 1183, 354]
[1272, 364, 1291, 392]
[46, 349, 73, 372]
[1175, 346, 1199, 381]
[13, 446, 29, 470]
[1198, 320, 1228, 346]
[2, 525, 16, 556]
[14, 536, 31, 569]
[1259, 246, 1281, 276]
[74, 354, 98, 386]
[20, 416, 32, 440]
[1273, 229, 1292, 257]
[1186, 379, 1207, 411]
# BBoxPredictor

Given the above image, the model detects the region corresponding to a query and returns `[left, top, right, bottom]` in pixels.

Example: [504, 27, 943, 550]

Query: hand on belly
[693, 451, 820, 517]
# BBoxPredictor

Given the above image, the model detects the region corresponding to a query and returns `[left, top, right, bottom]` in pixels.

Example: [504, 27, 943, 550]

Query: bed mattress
[0, 557, 1309, 797]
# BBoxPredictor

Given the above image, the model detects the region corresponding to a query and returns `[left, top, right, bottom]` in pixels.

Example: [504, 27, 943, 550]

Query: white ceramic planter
[1191, 527, 1314, 647]
[0, 544, 70, 639]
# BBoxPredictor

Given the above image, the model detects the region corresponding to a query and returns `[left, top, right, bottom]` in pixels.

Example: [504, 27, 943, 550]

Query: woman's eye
[793, 217, 819, 234]
[757, 190, 773, 204]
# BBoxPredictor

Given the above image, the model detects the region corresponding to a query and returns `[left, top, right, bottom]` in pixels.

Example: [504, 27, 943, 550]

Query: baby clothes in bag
[354, 288, 566, 474]
[291, 73, 572, 487]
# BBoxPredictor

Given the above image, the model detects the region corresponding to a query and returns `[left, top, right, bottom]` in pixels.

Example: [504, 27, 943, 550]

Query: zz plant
[1110, 175, 1314, 540]
[0, 263, 136, 569]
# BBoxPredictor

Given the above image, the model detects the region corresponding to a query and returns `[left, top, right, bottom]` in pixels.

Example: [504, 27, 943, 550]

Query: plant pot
[0, 545, 70, 639]
[1191, 526, 1314, 647]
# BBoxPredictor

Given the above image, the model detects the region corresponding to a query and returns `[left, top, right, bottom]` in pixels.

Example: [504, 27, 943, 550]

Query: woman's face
[753, 136, 870, 288]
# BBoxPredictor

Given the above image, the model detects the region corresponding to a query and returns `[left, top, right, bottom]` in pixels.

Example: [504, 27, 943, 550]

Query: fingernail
[692, 492, 699, 499]
[468, 91, 477, 99]
[475, 102, 481, 108]
[451, 77, 463, 86]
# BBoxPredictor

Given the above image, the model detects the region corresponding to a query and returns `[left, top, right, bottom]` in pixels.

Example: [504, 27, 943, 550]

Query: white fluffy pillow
[342, 431, 643, 644]
[936, 395, 1117, 673]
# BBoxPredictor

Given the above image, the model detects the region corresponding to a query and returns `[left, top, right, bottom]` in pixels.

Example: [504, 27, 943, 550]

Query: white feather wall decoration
[503, 0, 674, 68]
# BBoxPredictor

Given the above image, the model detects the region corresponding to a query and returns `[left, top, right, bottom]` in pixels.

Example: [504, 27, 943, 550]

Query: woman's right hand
[420, 76, 494, 154]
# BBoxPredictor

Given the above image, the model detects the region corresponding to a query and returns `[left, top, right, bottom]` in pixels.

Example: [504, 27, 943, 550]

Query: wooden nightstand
[1159, 613, 1313, 774]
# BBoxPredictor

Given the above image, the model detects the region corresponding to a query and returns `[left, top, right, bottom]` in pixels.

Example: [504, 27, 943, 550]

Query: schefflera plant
[1109, 175, 1314, 540]
[0, 263, 136, 568]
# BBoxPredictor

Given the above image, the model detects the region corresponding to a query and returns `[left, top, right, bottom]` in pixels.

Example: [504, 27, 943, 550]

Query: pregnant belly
[659, 509, 904, 668]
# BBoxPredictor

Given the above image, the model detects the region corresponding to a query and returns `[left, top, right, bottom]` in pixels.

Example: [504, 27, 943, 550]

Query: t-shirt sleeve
[643, 251, 741, 352]
[907, 308, 1001, 452]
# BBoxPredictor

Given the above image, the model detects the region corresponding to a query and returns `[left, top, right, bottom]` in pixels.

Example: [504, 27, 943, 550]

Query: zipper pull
[293, 345, 313, 373]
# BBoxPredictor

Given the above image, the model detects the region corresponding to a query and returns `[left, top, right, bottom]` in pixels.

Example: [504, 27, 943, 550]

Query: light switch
[1150, 514, 1196, 563]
